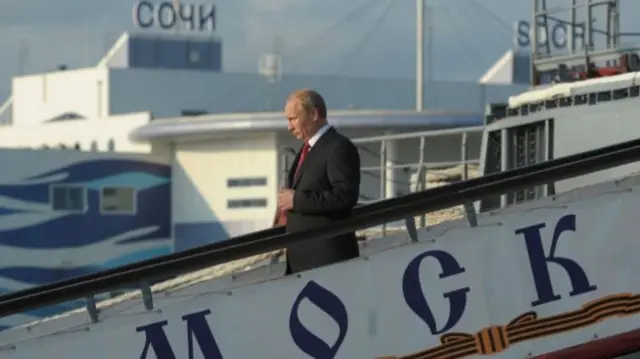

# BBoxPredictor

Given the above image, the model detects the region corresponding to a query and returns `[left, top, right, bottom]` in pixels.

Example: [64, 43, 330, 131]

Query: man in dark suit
[275, 88, 361, 274]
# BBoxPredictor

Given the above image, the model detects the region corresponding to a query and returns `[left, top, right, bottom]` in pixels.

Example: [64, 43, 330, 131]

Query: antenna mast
[173, 0, 181, 34]
[259, 36, 283, 110]
[531, 0, 640, 86]
[18, 39, 29, 75]
[416, 0, 424, 111]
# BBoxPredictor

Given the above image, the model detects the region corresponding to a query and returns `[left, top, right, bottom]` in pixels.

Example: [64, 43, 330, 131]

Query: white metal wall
[0, 112, 152, 153]
[12, 68, 109, 125]
[172, 133, 278, 249]
[108, 68, 231, 118]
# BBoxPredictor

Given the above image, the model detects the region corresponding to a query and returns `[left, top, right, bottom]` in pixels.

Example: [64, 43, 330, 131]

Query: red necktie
[275, 142, 310, 226]
[294, 142, 310, 176]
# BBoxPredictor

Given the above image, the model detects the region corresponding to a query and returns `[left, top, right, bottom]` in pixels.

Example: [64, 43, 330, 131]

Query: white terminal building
[0, 30, 526, 329]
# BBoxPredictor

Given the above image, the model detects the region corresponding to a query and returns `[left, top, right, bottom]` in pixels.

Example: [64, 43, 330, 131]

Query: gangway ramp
[3, 137, 640, 358]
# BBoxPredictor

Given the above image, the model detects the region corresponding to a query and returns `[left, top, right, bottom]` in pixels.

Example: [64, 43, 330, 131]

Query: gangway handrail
[2, 136, 640, 318]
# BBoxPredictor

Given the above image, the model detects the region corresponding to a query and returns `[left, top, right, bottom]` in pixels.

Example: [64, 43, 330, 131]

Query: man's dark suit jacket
[285, 127, 361, 274]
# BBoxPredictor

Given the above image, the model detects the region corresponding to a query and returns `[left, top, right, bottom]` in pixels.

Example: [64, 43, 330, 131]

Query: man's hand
[278, 189, 295, 211]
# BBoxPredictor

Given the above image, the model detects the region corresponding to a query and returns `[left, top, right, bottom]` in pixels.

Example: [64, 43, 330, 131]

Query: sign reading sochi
[132, 1, 216, 32]
[514, 19, 588, 51]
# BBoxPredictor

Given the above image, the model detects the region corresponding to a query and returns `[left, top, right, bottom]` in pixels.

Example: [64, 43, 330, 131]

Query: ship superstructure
[529, 0, 640, 85]
[478, 0, 640, 212]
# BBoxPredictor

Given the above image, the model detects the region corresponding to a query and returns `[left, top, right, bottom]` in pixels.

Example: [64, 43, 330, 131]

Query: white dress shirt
[307, 123, 332, 148]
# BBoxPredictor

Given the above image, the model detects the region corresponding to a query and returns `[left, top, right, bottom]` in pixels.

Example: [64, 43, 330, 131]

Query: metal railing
[280, 126, 483, 238]
[2, 135, 640, 319]
[352, 126, 482, 235]
[353, 126, 483, 187]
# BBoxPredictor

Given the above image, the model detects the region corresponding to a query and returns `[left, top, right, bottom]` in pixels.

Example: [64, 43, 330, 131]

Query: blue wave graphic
[82, 172, 169, 191]
[0, 208, 26, 216]
[0, 159, 170, 204]
[0, 246, 172, 285]
[30, 159, 171, 182]
[0, 246, 172, 318]
[0, 286, 98, 318]
[0, 186, 170, 248]
[0, 184, 49, 205]
[0, 325, 10, 332]
[0, 158, 172, 328]
[0, 267, 101, 286]
[102, 246, 172, 268]
[116, 231, 169, 245]
[26, 301, 86, 318]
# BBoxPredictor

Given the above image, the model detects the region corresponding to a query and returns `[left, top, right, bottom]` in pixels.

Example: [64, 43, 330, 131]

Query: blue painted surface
[0, 287, 87, 319]
[128, 36, 222, 71]
[0, 160, 170, 249]
[0, 158, 172, 327]
[174, 222, 229, 252]
[102, 246, 172, 268]
[0, 246, 172, 286]
[0, 207, 25, 216]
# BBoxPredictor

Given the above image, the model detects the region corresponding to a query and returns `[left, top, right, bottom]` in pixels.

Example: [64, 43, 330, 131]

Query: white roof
[508, 71, 640, 108]
[130, 109, 483, 142]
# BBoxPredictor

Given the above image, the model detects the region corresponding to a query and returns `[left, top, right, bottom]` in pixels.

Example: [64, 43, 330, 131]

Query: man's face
[285, 98, 316, 141]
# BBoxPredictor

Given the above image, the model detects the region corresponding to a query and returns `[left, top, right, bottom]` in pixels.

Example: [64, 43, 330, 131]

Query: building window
[227, 198, 267, 209]
[227, 177, 267, 188]
[101, 187, 136, 214]
[51, 185, 85, 212]
[188, 50, 201, 64]
[181, 110, 208, 116]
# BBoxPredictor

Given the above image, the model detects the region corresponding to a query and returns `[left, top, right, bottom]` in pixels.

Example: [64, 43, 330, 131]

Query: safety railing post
[418, 136, 427, 228]
[461, 132, 468, 181]
[280, 150, 290, 188]
[140, 281, 154, 311]
[84, 295, 99, 323]
[405, 216, 418, 243]
[500, 128, 509, 207]
[380, 140, 387, 236]
[460, 131, 477, 227]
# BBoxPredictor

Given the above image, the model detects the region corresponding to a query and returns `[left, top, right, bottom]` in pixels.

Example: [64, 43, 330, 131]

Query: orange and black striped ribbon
[378, 293, 640, 359]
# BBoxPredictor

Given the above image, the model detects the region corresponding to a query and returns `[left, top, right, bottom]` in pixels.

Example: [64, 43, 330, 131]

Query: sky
[0, 0, 639, 100]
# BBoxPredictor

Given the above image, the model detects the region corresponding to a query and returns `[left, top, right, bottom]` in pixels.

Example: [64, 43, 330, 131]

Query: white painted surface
[12, 68, 109, 125]
[172, 133, 278, 230]
[10, 66, 256, 128]
[508, 71, 640, 107]
[0, 112, 152, 153]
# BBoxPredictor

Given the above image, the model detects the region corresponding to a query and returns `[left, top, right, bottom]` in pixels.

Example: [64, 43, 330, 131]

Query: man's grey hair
[287, 88, 327, 119]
